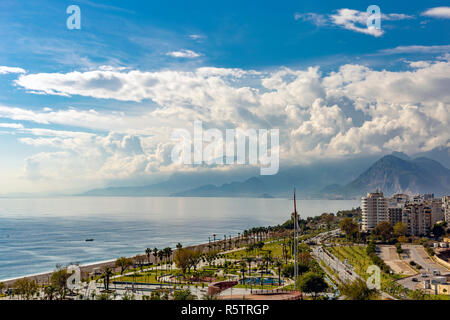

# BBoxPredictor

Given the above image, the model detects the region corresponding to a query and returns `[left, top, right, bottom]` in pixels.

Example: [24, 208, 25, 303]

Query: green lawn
[114, 271, 160, 284]
[425, 294, 450, 300]
[224, 239, 296, 260]
[224, 243, 284, 260]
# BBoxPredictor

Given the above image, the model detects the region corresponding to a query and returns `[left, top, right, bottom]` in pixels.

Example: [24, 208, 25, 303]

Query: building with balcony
[362, 190, 388, 232]
[402, 203, 432, 236]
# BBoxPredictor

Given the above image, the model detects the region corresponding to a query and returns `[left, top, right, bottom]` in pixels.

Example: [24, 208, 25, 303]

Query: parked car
[412, 278, 418, 282]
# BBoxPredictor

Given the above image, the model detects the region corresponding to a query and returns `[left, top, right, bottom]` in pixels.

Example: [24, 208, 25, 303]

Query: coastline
[0, 238, 220, 287]
[1, 258, 116, 287]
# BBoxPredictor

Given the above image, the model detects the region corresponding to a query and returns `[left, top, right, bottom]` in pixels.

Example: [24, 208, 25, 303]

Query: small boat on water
[85, 238, 94, 242]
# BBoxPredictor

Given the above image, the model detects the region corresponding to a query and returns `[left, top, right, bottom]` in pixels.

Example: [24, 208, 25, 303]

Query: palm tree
[263, 255, 272, 274]
[275, 260, 282, 286]
[245, 257, 253, 277]
[281, 241, 288, 264]
[158, 250, 164, 271]
[152, 247, 158, 263]
[152, 247, 158, 276]
[145, 248, 151, 265]
[101, 267, 113, 291]
[163, 247, 173, 271]
[176, 243, 183, 250]
[240, 261, 247, 281]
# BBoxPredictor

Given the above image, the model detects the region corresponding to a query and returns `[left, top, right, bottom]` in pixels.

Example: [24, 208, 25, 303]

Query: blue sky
[0, 1, 449, 194]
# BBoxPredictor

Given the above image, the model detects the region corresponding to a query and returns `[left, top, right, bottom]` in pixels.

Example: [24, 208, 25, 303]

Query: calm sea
[0, 197, 360, 280]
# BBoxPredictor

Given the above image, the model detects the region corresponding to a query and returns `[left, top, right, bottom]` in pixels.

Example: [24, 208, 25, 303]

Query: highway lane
[309, 230, 397, 300]
[311, 245, 359, 284]
[402, 244, 449, 274]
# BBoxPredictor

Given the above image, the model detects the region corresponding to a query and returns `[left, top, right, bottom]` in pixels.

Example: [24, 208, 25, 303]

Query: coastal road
[402, 245, 449, 274]
[309, 229, 397, 300]
[311, 246, 359, 284]
[306, 229, 340, 245]
[313, 246, 397, 300]
[395, 244, 449, 291]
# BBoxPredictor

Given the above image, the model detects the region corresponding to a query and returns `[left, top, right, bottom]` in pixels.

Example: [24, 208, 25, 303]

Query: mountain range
[81, 147, 450, 199]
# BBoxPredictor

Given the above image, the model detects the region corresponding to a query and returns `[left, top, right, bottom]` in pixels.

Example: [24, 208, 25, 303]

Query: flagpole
[294, 188, 298, 291]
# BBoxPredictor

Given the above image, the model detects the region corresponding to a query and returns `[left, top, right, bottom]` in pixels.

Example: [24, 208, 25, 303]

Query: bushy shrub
[173, 289, 196, 300]
[366, 242, 390, 273]
[423, 244, 435, 256]
[281, 263, 310, 278]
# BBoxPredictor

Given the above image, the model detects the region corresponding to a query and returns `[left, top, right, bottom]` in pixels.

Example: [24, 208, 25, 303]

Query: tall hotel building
[362, 190, 388, 232]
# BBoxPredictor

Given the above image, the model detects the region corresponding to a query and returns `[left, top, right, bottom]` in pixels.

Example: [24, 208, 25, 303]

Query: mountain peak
[390, 151, 410, 161]
[337, 154, 450, 197]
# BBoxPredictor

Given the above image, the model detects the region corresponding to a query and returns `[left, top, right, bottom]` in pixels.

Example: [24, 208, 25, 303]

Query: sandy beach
[1, 239, 222, 287]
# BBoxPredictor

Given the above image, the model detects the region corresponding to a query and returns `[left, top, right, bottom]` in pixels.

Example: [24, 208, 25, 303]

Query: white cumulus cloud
[422, 7, 450, 19]
[0, 66, 26, 75]
[2, 59, 449, 192]
[296, 8, 413, 37]
[166, 49, 201, 58]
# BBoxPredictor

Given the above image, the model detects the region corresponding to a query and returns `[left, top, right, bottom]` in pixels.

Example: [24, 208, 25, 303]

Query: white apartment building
[362, 191, 388, 232]
[402, 204, 432, 236]
[443, 196, 450, 222]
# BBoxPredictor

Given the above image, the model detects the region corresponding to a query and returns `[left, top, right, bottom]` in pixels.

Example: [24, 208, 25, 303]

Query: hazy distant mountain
[80, 151, 449, 199]
[413, 146, 450, 169]
[170, 157, 376, 198]
[330, 155, 450, 198]
[81, 157, 375, 198]
[80, 169, 258, 197]
[81, 180, 183, 197]
[172, 177, 269, 197]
